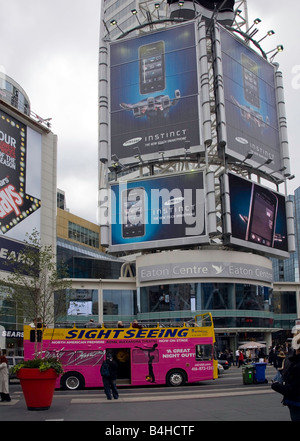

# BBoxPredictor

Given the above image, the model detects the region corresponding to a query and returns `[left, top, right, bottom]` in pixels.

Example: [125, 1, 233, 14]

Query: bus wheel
[61, 372, 84, 390]
[166, 369, 186, 387]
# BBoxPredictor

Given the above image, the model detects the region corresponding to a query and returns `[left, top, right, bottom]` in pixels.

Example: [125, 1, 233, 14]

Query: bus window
[195, 344, 213, 361]
[195, 313, 212, 327]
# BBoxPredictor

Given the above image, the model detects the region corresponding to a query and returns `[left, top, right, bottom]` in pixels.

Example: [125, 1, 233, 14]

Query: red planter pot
[17, 368, 58, 411]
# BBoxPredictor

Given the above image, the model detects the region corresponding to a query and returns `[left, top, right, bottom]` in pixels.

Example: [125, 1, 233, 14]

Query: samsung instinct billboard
[109, 171, 209, 252]
[221, 173, 288, 258]
[218, 26, 282, 174]
[109, 22, 203, 165]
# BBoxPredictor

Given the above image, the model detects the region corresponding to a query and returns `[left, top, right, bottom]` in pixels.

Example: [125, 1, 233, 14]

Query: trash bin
[253, 362, 268, 383]
[242, 365, 254, 384]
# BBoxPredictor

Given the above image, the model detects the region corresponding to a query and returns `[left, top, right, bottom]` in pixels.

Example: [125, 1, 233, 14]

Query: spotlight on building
[246, 17, 261, 34]
[178, 1, 184, 18]
[269, 166, 286, 176]
[110, 19, 125, 35]
[154, 2, 161, 19]
[257, 29, 275, 44]
[266, 45, 284, 61]
[133, 146, 144, 163]
[255, 158, 273, 170]
[239, 151, 254, 165]
[108, 155, 125, 173]
[131, 9, 142, 25]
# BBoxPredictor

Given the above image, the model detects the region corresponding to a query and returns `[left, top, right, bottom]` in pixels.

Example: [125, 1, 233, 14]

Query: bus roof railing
[27, 313, 213, 330]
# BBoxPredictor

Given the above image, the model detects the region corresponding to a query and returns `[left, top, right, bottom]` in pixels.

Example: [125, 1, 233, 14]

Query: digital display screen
[221, 172, 288, 257]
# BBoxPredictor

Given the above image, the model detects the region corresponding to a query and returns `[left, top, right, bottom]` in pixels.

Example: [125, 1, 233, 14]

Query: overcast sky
[0, 0, 299, 224]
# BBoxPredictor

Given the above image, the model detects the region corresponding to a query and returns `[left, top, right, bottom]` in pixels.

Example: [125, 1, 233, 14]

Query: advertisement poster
[110, 22, 202, 164]
[223, 173, 288, 257]
[0, 109, 41, 272]
[110, 171, 208, 252]
[219, 27, 281, 173]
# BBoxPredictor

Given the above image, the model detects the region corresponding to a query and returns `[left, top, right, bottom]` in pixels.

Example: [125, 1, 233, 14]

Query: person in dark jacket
[271, 331, 300, 421]
[101, 354, 119, 400]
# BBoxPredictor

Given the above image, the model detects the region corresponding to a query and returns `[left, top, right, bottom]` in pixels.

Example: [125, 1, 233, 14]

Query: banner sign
[222, 173, 288, 258]
[110, 171, 208, 252]
[0, 110, 41, 235]
[110, 22, 202, 164]
[137, 260, 273, 284]
[219, 26, 281, 173]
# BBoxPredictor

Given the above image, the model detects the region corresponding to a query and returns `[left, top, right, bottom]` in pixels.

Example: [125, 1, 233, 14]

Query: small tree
[3, 229, 72, 356]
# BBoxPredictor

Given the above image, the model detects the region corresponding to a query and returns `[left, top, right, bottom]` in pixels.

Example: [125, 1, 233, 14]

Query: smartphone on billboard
[241, 53, 260, 108]
[139, 41, 165, 95]
[246, 184, 278, 248]
[122, 187, 145, 238]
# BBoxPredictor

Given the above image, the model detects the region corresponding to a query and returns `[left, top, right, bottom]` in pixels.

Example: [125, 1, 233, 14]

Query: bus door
[111, 348, 131, 384]
[195, 343, 216, 379]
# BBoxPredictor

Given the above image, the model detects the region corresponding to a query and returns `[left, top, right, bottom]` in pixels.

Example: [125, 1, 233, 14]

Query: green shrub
[11, 357, 64, 375]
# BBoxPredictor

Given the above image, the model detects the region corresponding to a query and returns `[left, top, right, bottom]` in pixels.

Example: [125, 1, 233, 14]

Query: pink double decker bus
[23, 313, 218, 390]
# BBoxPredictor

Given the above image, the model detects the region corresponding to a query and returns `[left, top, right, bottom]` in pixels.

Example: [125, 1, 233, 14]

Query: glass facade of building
[68, 221, 100, 249]
[138, 282, 297, 332]
[103, 289, 137, 318]
[0, 73, 30, 115]
[272, 191, 300, 283]
[57, 238, 123, 279]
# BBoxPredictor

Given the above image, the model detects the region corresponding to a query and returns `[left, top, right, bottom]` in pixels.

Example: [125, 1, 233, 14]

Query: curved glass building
[0, 72, 30, 115]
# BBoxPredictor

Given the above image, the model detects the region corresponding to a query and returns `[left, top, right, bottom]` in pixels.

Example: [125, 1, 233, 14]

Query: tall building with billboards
[0, 72, 57, 354]
[98, 0, 299, 350]
[0, 72, 57, 255]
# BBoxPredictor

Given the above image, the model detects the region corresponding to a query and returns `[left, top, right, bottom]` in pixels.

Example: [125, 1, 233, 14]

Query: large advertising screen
[109, 171, 209, 252]
[221, 172, 289, 258]
[218, 26, 282, 174]
[0, 109, 41, 272]
[109, 22, 203, 165]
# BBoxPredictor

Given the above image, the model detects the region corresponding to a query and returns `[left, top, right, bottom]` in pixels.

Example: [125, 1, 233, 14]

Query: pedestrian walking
[246, 349, 251, 363]
[101, 353, 119, 400]
[271, 329, 300, 421]
[272, 350, 285, 384]
[238, 350, 245, 367]
[0, 352, 11, 402]
[268, 347, 275, 365]
[228, 349, 234, 367]
[235, 349, 240, 366]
